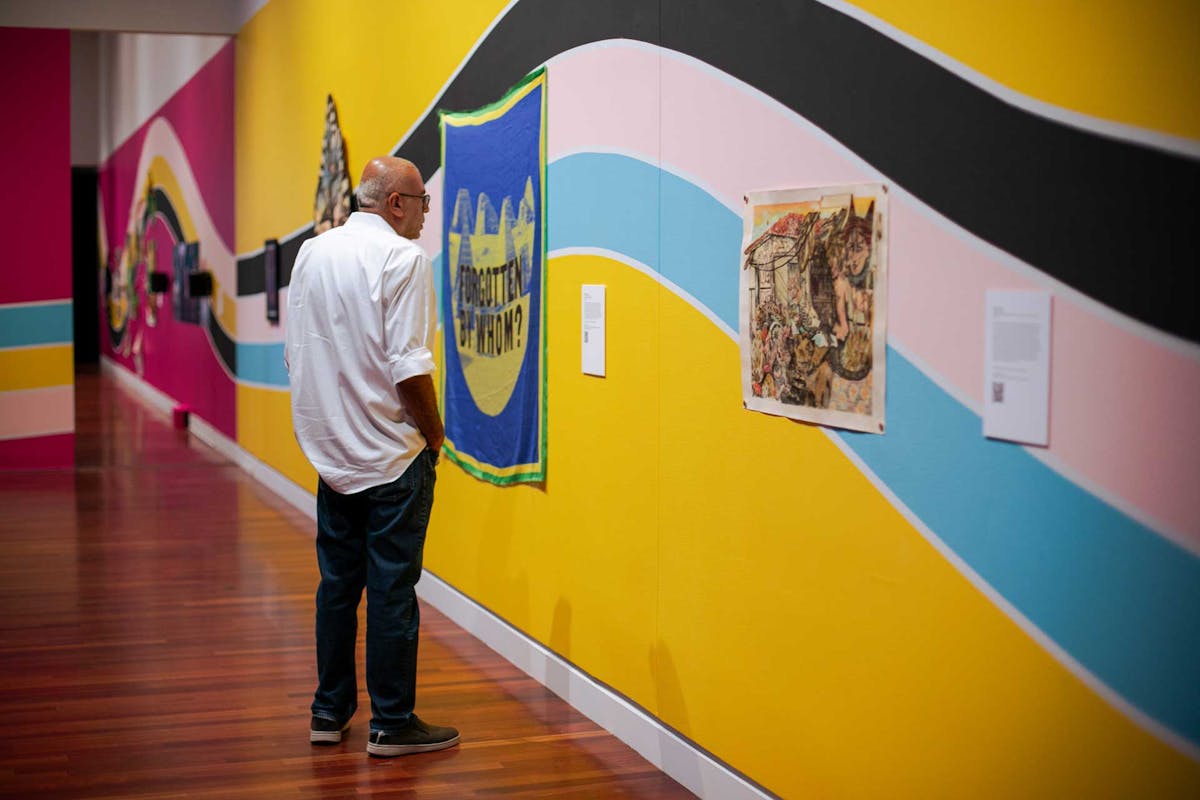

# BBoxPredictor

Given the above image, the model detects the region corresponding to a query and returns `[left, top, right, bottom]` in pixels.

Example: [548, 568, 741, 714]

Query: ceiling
[0, 0, 268, 35]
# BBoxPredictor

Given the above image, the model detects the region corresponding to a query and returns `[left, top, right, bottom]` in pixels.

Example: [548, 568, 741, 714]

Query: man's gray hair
[355, 174, 391, 209]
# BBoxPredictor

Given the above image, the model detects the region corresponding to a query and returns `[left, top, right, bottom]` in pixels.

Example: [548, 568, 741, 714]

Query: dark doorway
[71, 166, 99, 366]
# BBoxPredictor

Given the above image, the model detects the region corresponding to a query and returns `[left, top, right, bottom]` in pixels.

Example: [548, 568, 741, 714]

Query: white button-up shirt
[285, 212, 437, 493]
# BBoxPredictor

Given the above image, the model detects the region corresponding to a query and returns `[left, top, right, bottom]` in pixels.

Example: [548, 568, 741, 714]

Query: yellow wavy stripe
[427, 254, 664, 702]
[850, 0, 1200, 140]
[147, 156, 198, 241]
[0, 345, 74, 392]
[425, 253, 1200, 797]
[236, 382, 316, 491]
[234, 0, 513, 252]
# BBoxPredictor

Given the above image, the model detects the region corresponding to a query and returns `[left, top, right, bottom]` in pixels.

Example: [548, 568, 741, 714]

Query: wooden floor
[0, 368, 693, 799]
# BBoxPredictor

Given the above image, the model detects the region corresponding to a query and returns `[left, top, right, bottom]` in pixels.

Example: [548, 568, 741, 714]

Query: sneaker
[367, 715, 460, 757]
[310, 715, 351, 744]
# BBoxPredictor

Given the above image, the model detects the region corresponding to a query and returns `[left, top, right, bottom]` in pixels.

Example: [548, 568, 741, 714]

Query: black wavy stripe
[658, 1, 1199, 343]
[206, 303, 237, 377]
[236, 0, 1199, 342]
[390, 2, 661, 181]
[148, 188, 237, 374]
[238, 227, 315, 296]
[234, 1, 658, 298]
[151, 188, 185, 242]
[238, 249, 266, 296]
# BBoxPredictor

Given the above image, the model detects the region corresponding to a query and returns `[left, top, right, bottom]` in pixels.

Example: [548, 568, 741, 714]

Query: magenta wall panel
[0, 28, 71, 305]
[0, 433, 73, 471]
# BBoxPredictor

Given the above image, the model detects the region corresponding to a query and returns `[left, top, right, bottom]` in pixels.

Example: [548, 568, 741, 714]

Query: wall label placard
[983, 289, 1052, 446]
[582, 284, 605, 377]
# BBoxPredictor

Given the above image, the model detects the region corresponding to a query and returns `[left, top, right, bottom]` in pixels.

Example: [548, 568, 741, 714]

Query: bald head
[356, 157, 420, 208]
[355, 157, 427, 239]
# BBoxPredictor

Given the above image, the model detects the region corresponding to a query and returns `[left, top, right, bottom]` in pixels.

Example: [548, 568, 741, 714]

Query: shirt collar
[345, 211, 399, 235]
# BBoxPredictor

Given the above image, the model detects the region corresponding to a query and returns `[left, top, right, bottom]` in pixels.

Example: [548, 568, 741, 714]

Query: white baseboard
[102, 356, 176, 416]
[99, 358, 772, 800]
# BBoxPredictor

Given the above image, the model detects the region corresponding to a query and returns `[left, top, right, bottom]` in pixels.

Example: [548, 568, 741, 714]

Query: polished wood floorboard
[0, 368, 693, 799]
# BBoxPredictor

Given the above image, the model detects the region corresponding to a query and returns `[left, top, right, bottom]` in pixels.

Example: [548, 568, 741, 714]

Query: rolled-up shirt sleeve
[384, 251, 437, 385]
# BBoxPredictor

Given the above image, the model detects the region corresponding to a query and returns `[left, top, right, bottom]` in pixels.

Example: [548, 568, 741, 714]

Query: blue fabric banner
[439, 69, 547, 484]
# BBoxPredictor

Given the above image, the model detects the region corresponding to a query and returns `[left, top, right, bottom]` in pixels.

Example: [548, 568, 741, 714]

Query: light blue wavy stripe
[239, 255, 446, 388]
[236, 342, 288, 387]
[849, 355, 1200, 744]
[432, 252, 443, 313]
[0, 301, 73, 349]
[547, 152, 1200, 748]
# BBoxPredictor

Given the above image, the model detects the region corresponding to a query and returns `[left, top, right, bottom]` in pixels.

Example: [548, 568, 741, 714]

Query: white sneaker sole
[366, 733, 460, 757]
[310, 720, 351, 744]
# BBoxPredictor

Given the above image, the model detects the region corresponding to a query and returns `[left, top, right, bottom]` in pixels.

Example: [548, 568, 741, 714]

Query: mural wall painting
[105, 174, 192, 370]
[312, 94, 352, 234]
[740, 184, 888, 433]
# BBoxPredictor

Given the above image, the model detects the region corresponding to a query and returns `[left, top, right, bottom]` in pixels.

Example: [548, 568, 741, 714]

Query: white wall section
[0, 0, 261, 35]
[97, 32, 228, 161]
[70, 31, 100, 165]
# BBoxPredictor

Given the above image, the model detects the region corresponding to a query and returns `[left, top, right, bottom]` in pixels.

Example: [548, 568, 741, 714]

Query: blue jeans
[311, 449, 437, 734]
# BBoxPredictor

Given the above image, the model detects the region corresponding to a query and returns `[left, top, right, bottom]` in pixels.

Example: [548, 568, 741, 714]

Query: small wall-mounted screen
[172, 241, 202, 324]
[264, 238, 280, 324]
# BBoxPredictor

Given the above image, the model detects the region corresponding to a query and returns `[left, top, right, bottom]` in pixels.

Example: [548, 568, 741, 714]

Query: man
[285, 156, 459, 757]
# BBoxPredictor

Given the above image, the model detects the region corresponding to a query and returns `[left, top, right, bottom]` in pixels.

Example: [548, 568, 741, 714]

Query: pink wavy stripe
[546, 42, 1200, 544]
[235, 287, 289, 344]
[414, 170, 446, 267]
[0, 386, 74, 440]
[0, 432, 73, 471]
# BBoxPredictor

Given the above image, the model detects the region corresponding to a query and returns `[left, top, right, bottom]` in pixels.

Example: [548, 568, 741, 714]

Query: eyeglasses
[394, 191, 431, 211]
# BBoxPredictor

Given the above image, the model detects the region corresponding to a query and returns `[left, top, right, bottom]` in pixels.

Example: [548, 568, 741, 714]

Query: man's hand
[396, 374, 444, 457]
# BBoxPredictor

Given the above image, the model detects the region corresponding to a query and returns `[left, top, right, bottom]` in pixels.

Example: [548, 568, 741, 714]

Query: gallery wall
[97, 36, 236, 438]
[95, 0, 1200, 796]
[0, 27, 74, 469]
